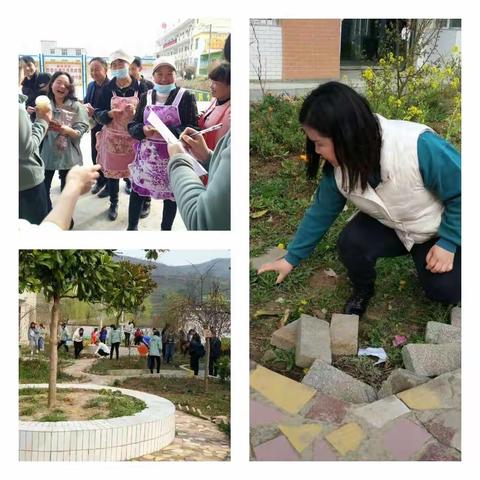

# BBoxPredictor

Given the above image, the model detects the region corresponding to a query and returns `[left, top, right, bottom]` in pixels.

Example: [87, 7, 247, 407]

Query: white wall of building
[249, 23, 283, 81]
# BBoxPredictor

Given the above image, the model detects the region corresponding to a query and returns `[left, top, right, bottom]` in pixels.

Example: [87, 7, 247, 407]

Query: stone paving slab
[270, 319, 299, 351]
[304, 392, 349, 425]
[250, 399, 287, 427]
[378, 368, 430, 398]
[352, 396, 410, 429]
[402, 343, 461, 377]
[397, 369, 461, 410]
[450, 306, 461, 328]
[312, 438, 338, 461]
[253, 435, 299, 461]
[425, 321, 461, 344]
[417, 441, 461, 461]
[325, 422, 366, 457]
[250, 365, 316, 415]
[250, 247, 287, 271]
[278, 424, 323, 453]
[330, 314, 359, 356]
[302, 360, 377, 404]
[296, 315, 331, 368]
[415, 409, 461, 450]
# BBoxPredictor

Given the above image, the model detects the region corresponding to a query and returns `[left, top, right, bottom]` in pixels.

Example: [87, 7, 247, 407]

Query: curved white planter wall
[19, 383, 175, 461]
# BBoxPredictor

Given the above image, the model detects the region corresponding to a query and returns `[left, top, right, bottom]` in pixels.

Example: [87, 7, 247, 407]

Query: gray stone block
[378, 369, 430, 398]
[425, 321, 461, 344]
[250, 247, 287, 271]
[302, 359, 377, 404]
[352, 396, 410, 428]
[402, 343, 461, 377]
[330, 313, 359, 355]
[270, 319, 299, 351]
[450, 306, 461, 328]
[295, 315, 331, 368]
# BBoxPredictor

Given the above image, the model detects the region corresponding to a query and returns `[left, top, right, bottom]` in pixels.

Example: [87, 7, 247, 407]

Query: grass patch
[19, 357, 74, 384]
[250, 155, 451, 386]
[119, 376, 230, 418]
[39, 409, 67, 422]
[84, 389, 146, 419]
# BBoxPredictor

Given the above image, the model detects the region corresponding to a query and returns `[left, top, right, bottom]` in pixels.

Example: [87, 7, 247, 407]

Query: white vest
[334, 115, 443, 251]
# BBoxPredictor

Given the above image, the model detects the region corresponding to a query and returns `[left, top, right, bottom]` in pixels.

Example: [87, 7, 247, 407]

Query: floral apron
[128, 88, 186, 200]
[96, 91, 139, 178]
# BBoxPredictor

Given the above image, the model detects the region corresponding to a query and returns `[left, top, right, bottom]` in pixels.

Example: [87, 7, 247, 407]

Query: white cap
[153, 57, 176, 73]
[109, 49, 134, 65]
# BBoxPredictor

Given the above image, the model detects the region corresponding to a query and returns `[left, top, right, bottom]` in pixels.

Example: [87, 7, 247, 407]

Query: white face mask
[112, 67, 129, 79]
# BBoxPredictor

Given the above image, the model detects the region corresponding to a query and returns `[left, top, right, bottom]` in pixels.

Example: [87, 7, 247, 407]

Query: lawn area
[19, 388, 145, 421]
[19, 356, 75, 384]
[250, 155, 451, 385]
[118, 376, 230, 418]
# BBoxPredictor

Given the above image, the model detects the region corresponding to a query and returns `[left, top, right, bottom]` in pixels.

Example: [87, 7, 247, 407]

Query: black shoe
[124, 181, 132, 195]
[344, 288, 374, 317]
[140, 201, 151, 219]
[98, 187, 110, 198]
[108, 203, 118, 221]
[91, 183, 105, 195]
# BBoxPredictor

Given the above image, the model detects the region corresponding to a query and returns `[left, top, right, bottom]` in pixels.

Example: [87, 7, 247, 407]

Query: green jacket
[41, 98, 89, 170]
[168, 131, 230, 230]
[149, 335, 162, 357]
[109, 328, 122, 344]
[19, 94, 48, 191]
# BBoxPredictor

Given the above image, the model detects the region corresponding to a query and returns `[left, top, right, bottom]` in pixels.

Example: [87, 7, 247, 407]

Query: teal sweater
[285, 131, 461, 266]
[149, 335, 162, 357]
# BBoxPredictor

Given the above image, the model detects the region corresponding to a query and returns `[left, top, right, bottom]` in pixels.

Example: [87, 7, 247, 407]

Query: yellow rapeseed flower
[362, 68, 375, 81]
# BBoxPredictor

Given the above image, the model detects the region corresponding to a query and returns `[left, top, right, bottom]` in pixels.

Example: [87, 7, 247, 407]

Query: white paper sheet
[146, 111, 179, 144]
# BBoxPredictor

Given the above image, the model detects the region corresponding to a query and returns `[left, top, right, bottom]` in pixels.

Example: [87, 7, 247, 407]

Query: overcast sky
[117, 250, 230, 266]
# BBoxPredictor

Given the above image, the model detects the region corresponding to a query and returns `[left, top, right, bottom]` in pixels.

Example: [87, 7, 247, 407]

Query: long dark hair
[299, 81, 381, 193]
[47, 71, 77, 105]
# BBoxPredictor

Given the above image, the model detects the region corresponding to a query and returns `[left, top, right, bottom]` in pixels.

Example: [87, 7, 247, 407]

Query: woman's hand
[108, 108, 124, 120]
[26, 106, 36, 115]
[58, 125, 77, 137]
[143, 125, 157, 138]
[84, 103, 94, 117]
[257, 258, 294, 284]
[167, 141, 186, 157]
[426, 245, 454, 273]
[180, 127, 211, 162]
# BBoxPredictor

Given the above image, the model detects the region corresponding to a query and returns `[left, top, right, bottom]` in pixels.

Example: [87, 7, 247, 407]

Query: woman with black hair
[259, 81, 460, 317]
[41, 71, 89, 213]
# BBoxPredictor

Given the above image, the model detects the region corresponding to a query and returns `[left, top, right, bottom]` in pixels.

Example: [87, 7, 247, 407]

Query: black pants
[90, 127, 105, 186]
[107, 178, 119, 205]
[337, 213, 461, 304]
[57, 340, 68, 352]
[127, 191, 175, 230]
[44, 169, 69, 211]
[148, 355, 161, 373]
[110, 342, 120, 359]
[19, 182, 49, 225]
[97, 349, 109, 357]
[190, 354, 200, 376]
[209, 357, 219, 376]
[124, 332, 131, 347]
[74, 341, 83, 359]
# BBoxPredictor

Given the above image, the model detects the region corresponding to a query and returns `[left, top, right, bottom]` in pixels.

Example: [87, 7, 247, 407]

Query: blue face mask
[111, 67, 129, 79]
[153, 82, 176, 94]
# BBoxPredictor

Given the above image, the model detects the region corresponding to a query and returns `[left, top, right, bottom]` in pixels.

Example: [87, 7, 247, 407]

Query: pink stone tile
[418, 443, 461, 461]
[312, 438, 338, 461]
[250, 399, 286, 426]
[254, 435, 300, 461]
[383, 418, 432, 461]
[305, 392, 349, 425]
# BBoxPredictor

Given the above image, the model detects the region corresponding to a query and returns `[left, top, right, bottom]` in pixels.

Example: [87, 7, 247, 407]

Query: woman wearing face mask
[199, 62, 230, 150]
[41, 71, 89, 219]
[94, 50, 149, 221]
[127, 58, 198, 230]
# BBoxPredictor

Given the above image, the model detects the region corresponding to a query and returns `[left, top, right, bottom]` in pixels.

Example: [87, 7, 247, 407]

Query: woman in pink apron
[94, 50, 148, 221]
[127, 58, 198, 230]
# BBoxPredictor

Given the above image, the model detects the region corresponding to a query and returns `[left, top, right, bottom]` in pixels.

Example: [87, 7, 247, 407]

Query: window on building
[50, 49, 55, 54]
[436, 19, 448, 28]
[449, 19, 461, 28]
[76, 49, 82, 56]
[62, 49, 67, 56]
[250, 19, 280, 26]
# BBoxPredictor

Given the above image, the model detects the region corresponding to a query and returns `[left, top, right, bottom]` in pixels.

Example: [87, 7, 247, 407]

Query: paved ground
[60, 357, 229, 461]
[250, 362, 461, 461]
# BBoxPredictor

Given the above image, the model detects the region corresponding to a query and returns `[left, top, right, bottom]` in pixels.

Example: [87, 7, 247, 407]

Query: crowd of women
[19, 35, 231, 230]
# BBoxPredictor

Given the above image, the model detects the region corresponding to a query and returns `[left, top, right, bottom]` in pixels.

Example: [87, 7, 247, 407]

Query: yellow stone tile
[325, 423, 365, 456]
[250, 365, 316, 414]
[279, 424, 323, 453]
[397, 385, 441, 410]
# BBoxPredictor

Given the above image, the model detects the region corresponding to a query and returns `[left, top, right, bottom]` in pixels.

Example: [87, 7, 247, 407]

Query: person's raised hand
[425, 244, 455, 274]
[180, 127, 210, 162]
[143, 125, 157, 138]
[26, 106, 36, 115]
[35, 107, 53, 124]
[167, 141, 186, 158]
[64, 165, 102, 196]
[257, 258, 294, 284]
[84, 103, 94, 117]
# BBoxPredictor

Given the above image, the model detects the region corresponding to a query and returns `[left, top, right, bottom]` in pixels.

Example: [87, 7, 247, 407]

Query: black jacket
[21, 72, 52, 108]
[127, 87, 198, 141]
[94, 77, 149, 126]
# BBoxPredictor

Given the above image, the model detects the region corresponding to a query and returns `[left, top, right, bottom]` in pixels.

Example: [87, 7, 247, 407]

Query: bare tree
[250, 20, 267, 97]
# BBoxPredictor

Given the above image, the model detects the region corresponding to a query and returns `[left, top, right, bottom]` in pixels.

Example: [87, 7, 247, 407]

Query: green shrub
[250, 94, 304, 159]
[216, 356, 230, 383]
[39, 409, 67, 422]
[220, 337, 231, 355]
[362, 50, 461, 148]
[217, 420, 231, 438]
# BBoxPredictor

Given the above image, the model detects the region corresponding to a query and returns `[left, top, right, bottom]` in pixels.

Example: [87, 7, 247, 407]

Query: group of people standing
[19, 34, 231, 230]
[27, 322, 46, 355]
